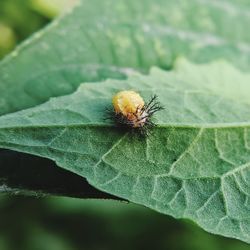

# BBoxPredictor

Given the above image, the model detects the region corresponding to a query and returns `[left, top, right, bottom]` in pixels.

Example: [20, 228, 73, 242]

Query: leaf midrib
[1, 122, 250, 130]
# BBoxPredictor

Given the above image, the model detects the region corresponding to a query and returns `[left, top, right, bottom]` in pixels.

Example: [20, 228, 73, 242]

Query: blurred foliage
[0, 23, 15, 58]
[30, 0, 77, 18]
[0, 0, 48, 58]
[0, 195, 249, 250]
[0, 0, 72, 59]
[0, 1, 250, 249]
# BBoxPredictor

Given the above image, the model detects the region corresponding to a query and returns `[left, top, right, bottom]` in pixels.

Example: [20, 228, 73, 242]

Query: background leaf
[1, 0, 250, 116]
[0, 59, 249, 242]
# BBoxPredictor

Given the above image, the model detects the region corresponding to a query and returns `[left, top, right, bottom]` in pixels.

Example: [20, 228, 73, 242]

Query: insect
[106, 90, 164, 136]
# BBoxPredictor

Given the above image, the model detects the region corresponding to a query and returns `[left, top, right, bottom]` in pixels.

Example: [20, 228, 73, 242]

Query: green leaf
[0, 59, 249, 242]
[1, 0, 250, 115]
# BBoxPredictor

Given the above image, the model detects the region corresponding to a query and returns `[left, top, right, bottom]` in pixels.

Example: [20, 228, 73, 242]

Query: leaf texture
[0, 59, 249, 242]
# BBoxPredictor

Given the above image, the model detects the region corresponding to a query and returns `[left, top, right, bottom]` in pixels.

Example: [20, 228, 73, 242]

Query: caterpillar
[106, 90, 164, 136]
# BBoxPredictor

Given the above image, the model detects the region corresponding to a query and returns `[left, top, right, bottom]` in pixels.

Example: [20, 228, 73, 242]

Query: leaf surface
[0, 59, 249, 242]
